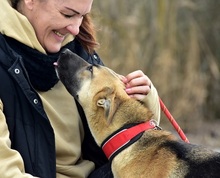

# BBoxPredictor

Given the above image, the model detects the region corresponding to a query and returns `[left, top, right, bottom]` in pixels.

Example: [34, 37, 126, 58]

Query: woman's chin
[45, 44, 62, 54]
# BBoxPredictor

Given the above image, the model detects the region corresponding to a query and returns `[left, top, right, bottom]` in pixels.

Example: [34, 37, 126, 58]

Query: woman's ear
[24, 0, 34, 10]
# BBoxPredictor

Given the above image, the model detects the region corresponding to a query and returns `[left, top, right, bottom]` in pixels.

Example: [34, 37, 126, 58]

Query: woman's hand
[121, 70, 151, 100]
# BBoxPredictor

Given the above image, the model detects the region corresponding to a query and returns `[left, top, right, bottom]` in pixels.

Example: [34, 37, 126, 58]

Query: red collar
[102, 120, 158, 160]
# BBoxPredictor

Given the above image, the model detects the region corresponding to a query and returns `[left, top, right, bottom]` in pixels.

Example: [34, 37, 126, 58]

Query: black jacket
[0, 34, 108, 178]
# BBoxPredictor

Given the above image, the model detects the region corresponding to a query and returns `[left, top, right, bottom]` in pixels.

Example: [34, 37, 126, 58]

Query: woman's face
[21, 0, 93, 53]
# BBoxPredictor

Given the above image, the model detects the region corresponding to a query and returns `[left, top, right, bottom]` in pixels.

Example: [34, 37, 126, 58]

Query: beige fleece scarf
[0, 0, 73, 54]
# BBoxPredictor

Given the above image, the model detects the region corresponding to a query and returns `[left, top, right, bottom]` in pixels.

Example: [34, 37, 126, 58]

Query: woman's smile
[53, 30, 65, 38]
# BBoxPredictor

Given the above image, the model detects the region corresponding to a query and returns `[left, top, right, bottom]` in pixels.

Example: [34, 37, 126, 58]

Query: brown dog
[55, 49, 220, 178]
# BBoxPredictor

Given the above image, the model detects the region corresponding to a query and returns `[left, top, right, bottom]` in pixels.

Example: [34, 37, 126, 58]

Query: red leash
[159, 98, 190, 143]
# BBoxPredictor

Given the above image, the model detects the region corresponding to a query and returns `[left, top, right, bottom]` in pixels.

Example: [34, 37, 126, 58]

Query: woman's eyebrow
[64, 7, 80, 14]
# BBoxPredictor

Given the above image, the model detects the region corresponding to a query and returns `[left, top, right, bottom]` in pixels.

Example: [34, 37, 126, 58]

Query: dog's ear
[97, 97, 120, 124]
[97, 98, 111, 118]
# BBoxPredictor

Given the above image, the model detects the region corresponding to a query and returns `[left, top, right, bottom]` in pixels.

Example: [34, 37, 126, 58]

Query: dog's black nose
[61, 48, 71, 55]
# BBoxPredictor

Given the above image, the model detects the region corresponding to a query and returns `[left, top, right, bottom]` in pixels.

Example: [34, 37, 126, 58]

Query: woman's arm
[0, 100, 38, 178]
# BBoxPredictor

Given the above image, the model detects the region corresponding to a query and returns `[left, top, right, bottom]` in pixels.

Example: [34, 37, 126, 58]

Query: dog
[55, 49, 220, 178]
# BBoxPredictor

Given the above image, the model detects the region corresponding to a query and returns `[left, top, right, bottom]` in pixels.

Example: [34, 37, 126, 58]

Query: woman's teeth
[54, 30, 64, 37]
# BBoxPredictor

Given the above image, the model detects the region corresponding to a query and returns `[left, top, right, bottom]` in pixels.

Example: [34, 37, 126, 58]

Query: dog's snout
[57, 48, 72, 67]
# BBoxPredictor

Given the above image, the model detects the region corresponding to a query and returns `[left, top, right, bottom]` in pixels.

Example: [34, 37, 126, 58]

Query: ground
[186, 120, 220, 152]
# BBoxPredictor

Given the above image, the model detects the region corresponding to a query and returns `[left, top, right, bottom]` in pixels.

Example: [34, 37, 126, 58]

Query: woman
[0, 0, 160, 177]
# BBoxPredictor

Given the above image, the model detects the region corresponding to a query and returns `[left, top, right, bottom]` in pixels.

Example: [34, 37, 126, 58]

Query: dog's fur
[56, 49, 220, 178]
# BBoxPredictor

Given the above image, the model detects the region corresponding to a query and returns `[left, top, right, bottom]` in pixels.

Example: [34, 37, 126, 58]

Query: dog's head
[55, 49, 129, 124]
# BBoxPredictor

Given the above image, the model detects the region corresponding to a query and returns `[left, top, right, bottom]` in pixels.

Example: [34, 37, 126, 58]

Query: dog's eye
[87, 65, 93, 73]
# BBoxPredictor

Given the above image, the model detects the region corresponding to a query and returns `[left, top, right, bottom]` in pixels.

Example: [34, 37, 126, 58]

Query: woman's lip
[53, 30, 65, 42]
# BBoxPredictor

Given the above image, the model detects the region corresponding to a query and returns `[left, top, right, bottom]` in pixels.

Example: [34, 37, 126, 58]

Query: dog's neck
[101, 119, 159, 161]
[97, 98, 160, 161]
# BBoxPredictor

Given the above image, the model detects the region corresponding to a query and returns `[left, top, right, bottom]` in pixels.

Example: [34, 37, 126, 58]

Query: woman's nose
[66, 18, 82, 36]
[66, 25, 80, 36]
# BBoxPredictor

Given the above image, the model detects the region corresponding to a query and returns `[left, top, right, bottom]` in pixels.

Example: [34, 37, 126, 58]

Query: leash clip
[155, 125, 162, 130]
[150, 119, 162, 130]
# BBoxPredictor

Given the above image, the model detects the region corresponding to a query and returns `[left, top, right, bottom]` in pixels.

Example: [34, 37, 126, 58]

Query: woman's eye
[61, 13, 75, 18]
[87, 65, 93, 73]
[64, 14, 73, 18]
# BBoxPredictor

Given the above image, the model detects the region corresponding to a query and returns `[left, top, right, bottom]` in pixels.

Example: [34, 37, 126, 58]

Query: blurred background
[92, 0, 220, 150]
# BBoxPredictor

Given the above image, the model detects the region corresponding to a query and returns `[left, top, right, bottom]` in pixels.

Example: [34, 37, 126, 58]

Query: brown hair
[76, 14, 99, 54]
[11, 0, 99, 54]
